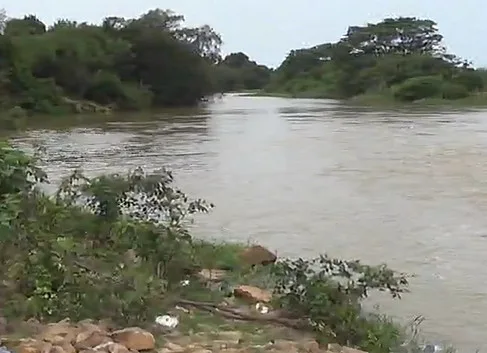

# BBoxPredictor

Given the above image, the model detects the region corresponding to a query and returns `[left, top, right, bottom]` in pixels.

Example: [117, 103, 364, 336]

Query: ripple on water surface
[10, 95, 487, 351]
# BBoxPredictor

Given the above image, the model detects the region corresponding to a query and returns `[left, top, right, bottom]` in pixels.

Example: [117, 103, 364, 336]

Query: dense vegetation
[265, 17, 487, 103]
[0, 9, 221, 115]
[0, 8, 274, 118]
[1, 10, 485, 117]
[214, 52, 273, 92]
[0, 141, 421, 353]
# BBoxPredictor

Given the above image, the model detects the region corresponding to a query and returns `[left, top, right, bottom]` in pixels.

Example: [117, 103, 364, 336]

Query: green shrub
[451, 70, 485, 92]
[441, 82, 469, 100]
[0, 142, 420, 353]
[393, 76, 444, 102]
[119, 83, 153, 110]
[272, 256, 408, 352]
[85, 71, 125, 105]
[0, 142, 213, 322]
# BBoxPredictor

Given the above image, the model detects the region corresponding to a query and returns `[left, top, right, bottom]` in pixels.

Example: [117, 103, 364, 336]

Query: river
[9, 94, 487, 351]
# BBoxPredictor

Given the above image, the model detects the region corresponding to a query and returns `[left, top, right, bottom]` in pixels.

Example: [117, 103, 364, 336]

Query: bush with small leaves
[0, 141, 213, 322]
[271, 255, 409, 352]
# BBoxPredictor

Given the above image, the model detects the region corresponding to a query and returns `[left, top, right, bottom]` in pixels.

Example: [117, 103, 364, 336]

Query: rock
[163, 342, 184, 352]
[50, 337, 67, 346]
[75, 330, 111, 349]
[198, 269, 228, 282]
[17, 339, 52, 353]
[59, 343, 76, 353]
[38, 323, 78, 345]
[77, 321, 108, 335]
[49, 346, 67, 353]
[234, 285, 272, 303]
[97, 319, 115, 333]
[300, 340, 321, 353]
[240, 245, 277, 266]
[110, 327, 155, 351]
[93, 342, 130, 353]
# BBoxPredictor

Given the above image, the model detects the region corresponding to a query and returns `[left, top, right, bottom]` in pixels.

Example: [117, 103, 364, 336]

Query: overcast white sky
[4, 0, 487, 68]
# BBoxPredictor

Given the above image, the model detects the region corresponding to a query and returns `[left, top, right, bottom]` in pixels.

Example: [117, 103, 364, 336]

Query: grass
[192, 239, 248, 271]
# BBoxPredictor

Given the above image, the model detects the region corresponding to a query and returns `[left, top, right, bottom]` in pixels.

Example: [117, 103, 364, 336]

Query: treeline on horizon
[0, 8, 272, 116]
[0, 9, 486, 118]
[265, 17, 487, 102]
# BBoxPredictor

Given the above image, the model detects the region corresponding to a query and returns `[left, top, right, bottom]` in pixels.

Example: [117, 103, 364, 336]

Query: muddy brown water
[9, 94, 487, 351]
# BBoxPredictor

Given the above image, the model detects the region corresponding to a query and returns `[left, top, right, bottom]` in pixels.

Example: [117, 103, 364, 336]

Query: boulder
[49, 346, 67, 353]
[163, 342, 184, 352]
[234, 285, 272, 303]
[38, 322, 78, 345]
[240, 245, 277, 266]
[59, 343, 76, 353]
[17, 339, 52, 353]
[94, 342, 130, 353]
[75, 330, 112, 350]
[110, 327, 155, 351]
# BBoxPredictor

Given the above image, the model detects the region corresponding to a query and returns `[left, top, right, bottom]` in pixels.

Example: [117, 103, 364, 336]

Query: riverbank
[242, 90, 487, 107]
[0, 245, 422, 353]
[2, 317, 369, 353]
[0, 141, 423, 353]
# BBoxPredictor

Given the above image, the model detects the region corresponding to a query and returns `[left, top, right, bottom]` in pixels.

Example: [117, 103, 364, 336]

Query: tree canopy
[214, 52, 273, 92]
[0, 9, 228, 115]
[0, 12, 485, 117]
[266, 17, 486, 102]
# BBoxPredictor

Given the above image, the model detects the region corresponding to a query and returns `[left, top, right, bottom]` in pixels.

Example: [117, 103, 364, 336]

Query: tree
[342, 17, 444, 57]
[0, 8, 224, 115]
[4, 15, 46, 36]
[215, 52, 272, 92]
[267, 16, 486, 102]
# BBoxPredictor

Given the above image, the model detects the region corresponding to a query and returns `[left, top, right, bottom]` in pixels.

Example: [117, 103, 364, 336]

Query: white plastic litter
[255, 302, 269, 314]
[180, 279, 190, 286]
[155, 315, 179, 328]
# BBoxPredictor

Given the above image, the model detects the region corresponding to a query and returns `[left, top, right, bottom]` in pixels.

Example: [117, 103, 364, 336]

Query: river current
[11, 94, 487, 351]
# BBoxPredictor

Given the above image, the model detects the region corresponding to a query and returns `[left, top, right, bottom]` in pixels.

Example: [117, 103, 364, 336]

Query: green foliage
[0, 142, 214, 322]
[440, 82, 469, 100]
[272, 256, 409, 352]
[393, 76, 444, 101]
[451, 69, 485, 92]
[0, 8, 224, 115]
[215, 52, 272, 92]
[0, 142, 420, 352]
[267, 17, 486, 103]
